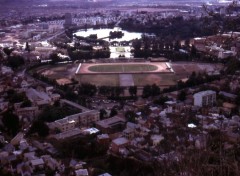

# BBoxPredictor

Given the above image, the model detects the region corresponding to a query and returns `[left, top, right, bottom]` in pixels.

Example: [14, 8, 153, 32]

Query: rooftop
[96, 116, 126, 128]
[194, 90, 216, 97]
[112, 137, 128, 145]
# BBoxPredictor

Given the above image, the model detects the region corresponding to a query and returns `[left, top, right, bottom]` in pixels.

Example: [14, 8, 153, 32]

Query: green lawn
[88, 64, 158, 73]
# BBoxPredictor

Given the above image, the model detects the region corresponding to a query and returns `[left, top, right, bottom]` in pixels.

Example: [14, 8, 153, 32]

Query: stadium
[75, 62, 175, 87]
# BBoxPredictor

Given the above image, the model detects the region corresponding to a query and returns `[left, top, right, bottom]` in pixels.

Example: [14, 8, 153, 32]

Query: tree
[49, 53, 61, 65]
[142, 85, 152, 98]
[110, 108, 118, 117]
[79, 83, 97, 97]
[100, 109, 107, 120]
[154, 96, 169, 106]
[2, 110, 20, 136]
[235, 92, 240, 106]
[28, 120, 49, 137]
[99, 86, 112, 96]
[142, 84, 160, 98]
[20, 99, 32, 108]
[111, 86, 124, 97]
[129, 86, 137, 97]
[3, 47, 13, 56]
[225, 58, 240, 75]
[151, 84, 160, 96]
[25, 42, 30, 53]
[125, 110, 136, 123]
[7, 55, 25, 69]
[174, 40, 181, 51]
[190, 45, 197, 57]
[177, 90, 187, 102]
[7, 90, 26, 103]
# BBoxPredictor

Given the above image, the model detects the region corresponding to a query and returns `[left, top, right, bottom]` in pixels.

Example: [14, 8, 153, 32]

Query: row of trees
[162, 72, 221, 93]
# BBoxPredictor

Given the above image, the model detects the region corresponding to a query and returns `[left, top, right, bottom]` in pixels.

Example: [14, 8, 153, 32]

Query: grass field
[88, 64, 159, 73]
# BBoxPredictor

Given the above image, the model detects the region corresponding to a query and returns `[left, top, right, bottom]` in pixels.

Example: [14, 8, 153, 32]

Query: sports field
[76, 62, 173, 74]
[75, 62, 175, 87]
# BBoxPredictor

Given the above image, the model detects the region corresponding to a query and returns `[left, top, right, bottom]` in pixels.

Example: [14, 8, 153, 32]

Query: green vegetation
[27, 120, 49, 137]
[109, 31, 124, 39]
[7, 89, 29, 104]
[2, 110, 20, 136]
[37, 105, 81, 123]
[142, 84, 161, 98]
[88, 64, 158, 73]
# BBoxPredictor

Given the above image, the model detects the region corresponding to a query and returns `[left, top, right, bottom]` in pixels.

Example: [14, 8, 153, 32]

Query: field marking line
[75, 63, 82, 74]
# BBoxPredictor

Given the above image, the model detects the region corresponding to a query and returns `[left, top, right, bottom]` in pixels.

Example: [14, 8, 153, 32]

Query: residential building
[15, 106, 38, 119]
[52, 110, 100, 132]
[97, 134, 110, 145]
[30, 158, 44, 170]
[111, 137, 129, 153]
[96, 116, 126, 133]
[75, 169, 89, 176]
[194, 90, 216, 107]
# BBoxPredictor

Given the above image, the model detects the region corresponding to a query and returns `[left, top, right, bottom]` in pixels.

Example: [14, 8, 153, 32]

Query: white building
[52, 110, 100, 132]
[194, 90, 216, 107]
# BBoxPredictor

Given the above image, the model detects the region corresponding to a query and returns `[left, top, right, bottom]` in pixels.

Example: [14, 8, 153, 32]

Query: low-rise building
[75, 169, 89, 176]
[15, 106, 38, 119]
[97, 134, 110, 145]
[96, 116, 126, 133]
[53, 110, 100, 132]
[111, 137, 129, 153]
[30, 158, 44, 170]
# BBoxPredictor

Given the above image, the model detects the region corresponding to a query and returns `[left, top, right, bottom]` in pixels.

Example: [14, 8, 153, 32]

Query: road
[43, 30, 65, 42]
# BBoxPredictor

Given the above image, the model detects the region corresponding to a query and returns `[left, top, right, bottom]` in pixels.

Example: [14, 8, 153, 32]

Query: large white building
[51, 110, 100, 132]
[193, 90, 216, 107]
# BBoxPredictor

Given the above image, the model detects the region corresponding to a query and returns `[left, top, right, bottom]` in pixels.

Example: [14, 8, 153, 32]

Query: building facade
[194, 90, 216, 107]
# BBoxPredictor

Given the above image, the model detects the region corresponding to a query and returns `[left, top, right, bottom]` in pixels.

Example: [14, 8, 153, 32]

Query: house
[123, 128, 135, 139]
[21, 80, 30, 88]
[221, 102, 237, 115]
[151, 134, 164, 146]
[219, 91, 237, 101]
[24, 152, 36, 161]
[97, 134, 110, 145]
[98, 173, 112, 176]
[0, 151, 9, 164]
[50, 93, 61, 101]
[96, 116, 126, 133]
[194, 90, 216, 107]
[30, 158, 44, 170]
[15, 106, 38, 119]
[111, 137, 129, 153]
[0, 135, 5, 143]
[52, 128, 82, 140]
[3, 143, 15, 153]
[75, 169, 89, 176]
[25, 88, 51, 106]
[11, 132, 24, 145]
[0, 100, 9, 110]
[41, 155, 60, 170]
[19, 139, 29, 150]
[195, 134, 207, 149]
[16, 163, 32, 176]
